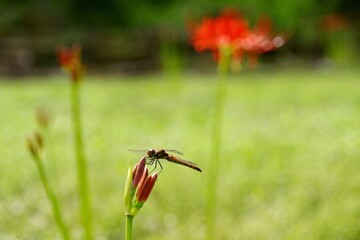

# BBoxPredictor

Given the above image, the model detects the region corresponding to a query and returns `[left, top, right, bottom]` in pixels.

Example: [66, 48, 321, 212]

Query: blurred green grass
[0, 69, 360, 240]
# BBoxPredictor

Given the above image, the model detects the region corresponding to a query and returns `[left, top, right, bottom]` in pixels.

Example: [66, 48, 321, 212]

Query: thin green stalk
[125, 215, 133, 240]
[41, 126, 61, 190]
[71, 81, 93, 240]
[34, 156, 71, 240]
[206, 50, 231, 240]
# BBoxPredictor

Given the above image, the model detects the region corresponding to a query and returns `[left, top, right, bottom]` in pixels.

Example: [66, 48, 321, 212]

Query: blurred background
[0, 0, 359, 75]
[1, 0, 360, 240]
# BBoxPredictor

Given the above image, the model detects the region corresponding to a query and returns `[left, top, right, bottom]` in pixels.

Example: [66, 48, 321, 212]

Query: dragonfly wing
[164, 149, 184, 155]
[128, 149, 148, 153]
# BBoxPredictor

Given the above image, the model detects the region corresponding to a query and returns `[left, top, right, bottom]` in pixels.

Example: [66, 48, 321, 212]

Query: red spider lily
[57, 45, 85, 82]
[190, 10, 249, 61]
[191, 12, 287, 69]
[240, 16, 286, 69]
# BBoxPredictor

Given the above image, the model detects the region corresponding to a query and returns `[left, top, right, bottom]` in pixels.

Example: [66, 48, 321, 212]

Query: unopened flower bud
[34, 132, 43, 149]
[136, 172, 158, 203]
[27, 137, 38, 157]
[124, 157, 159, 217]
[132, 157, 146, 188]
[124, 164, 133, 215]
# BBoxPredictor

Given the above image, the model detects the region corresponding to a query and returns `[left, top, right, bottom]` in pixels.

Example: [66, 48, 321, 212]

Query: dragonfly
[128, 149, 202, 173]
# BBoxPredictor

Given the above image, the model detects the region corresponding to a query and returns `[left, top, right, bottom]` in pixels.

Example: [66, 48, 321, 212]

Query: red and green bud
[136, 173, 158, 203]
[132, 157, 146, 189]
[124, 157, 158, 217]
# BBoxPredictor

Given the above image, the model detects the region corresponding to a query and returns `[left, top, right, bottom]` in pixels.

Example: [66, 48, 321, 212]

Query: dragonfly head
[147, 149, 156, 157]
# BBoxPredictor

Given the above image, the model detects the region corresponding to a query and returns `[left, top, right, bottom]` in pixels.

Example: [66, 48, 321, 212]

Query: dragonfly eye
[148, 149, 155, 157]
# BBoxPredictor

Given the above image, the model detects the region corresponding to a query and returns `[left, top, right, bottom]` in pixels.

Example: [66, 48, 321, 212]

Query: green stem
[34, 156, 71, 240]
[42, 125, 61, 192]
[71, 81, 93, 240]
[206, 50, 231, 240]
[125, 215, 133, 240]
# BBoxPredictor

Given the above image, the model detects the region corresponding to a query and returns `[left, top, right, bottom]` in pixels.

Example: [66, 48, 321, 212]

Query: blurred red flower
[190, 11, 286, 69]
[241, 16, 286, 68]
[190, 10, 249, 61]
[57, 44, 85, 82]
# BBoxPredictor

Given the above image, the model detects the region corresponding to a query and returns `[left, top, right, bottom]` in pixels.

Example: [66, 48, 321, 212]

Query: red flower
[190, 11, 287, 69]
[240, 16, 286, 68]
[242, 16, 285, 53]
[57, 45, 85, 82]
[191, 10, 249, 61]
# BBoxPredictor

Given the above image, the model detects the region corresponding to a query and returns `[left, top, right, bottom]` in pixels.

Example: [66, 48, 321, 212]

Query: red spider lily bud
[137, 167, 149, 191]
[136, 172, 158, 203]
[132, 157, 146, 188]
[124, 157, 159, 216]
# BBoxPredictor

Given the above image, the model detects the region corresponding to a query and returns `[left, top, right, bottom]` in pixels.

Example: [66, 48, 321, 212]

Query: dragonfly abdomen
[166, 155, 202, 172]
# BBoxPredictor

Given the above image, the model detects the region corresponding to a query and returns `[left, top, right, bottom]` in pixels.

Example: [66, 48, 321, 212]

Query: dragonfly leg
[158, 160, 163, 174]
[149, 159, 158, 173]
[147, 157, 155, 165]
[149, 159, 163, 174]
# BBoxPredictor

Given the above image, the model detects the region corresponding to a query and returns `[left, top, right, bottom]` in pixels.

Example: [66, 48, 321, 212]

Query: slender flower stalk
[124, 157, 158, 240]
[190, 10, 247, 240]
[190, 11, 287, 239]
[27, 133, 72, 240]
[71, 79, 92, 240]
[57, 45, 92, 240]
[125, 215, 134, 240]
[207, 47, 231, 240]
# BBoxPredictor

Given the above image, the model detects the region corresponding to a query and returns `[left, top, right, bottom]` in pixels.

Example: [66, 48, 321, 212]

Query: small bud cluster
[124, 157, 158, 216]
[27, 132, 43, 159]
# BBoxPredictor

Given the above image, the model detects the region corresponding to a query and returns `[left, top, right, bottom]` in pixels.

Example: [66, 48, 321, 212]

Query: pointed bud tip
[132, 158, 148, 188]
[27, 137, 37, 156]
[139, 156, 146, 166]
[132, 163, 140, 181]
[151, 172, 158, 181]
